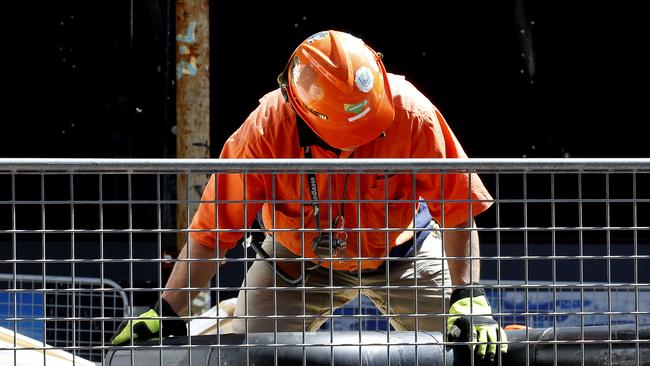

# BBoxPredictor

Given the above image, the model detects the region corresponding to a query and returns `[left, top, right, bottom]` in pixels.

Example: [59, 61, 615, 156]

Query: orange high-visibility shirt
[190, 74, 493, 271]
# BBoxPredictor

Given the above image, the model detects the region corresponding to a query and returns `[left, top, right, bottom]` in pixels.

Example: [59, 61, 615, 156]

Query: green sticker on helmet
[344, 100, 369, 114]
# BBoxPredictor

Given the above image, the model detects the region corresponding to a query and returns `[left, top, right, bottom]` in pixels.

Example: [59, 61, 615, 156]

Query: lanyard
[250, 146, 349, 285]
[304, 146, 349, 257]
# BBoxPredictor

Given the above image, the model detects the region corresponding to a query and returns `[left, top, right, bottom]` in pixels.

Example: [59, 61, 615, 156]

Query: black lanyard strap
[304, 146, 348, 258]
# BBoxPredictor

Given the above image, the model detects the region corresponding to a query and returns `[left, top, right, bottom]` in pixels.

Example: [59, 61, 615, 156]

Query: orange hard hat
[279, 30, 395, 150]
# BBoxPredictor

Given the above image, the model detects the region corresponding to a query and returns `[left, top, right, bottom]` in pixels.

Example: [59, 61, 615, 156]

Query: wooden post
[175, 0, 211, 315]
[175, 0, 210, 247]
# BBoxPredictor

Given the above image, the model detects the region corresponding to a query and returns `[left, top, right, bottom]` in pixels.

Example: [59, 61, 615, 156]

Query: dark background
[1, 1, 649, 297]
[3, 1, 648, 159]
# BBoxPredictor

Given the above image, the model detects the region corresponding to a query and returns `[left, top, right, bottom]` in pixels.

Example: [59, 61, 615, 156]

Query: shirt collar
[296, 115, 340, 154]
[294, 113, 387, 157]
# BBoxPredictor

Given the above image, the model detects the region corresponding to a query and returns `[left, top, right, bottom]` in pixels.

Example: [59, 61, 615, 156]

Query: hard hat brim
[302, 88, 395, 150]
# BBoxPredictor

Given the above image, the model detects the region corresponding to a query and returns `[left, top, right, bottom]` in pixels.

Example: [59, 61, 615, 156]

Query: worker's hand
[447, 284, 507, 362]
[110, 298, 186, 345]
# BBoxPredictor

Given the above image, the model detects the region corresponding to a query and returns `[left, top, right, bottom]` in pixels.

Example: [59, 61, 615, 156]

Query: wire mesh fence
[328, 282, 650, 331]
[0, 274, 128, 362]
[0, 158, 649, 365]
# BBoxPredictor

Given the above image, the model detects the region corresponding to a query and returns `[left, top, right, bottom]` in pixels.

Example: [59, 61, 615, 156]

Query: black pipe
[505, 325, 650, 366]
[105, 325, 650, 366]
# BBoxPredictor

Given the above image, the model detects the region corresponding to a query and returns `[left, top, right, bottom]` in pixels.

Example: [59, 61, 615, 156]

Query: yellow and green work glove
[447, 284, 508, 362]
[110, 298, 187, 345]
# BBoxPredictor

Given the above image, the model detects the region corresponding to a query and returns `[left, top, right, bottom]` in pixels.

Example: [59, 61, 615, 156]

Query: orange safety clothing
[190, 73, 493, 271]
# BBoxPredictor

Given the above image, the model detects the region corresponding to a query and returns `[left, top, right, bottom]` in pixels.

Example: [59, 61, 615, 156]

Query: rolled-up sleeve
[412, 108, 493, 227]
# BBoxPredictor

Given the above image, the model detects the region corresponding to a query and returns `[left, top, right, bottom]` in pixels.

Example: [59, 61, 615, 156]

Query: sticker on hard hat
[344, 100, 369, 114]
[309, 83, 325, 101]
[302, 102, 328, 120]
[291, 56, 301, 85]
[306, 31, 328, 44]
[355, 67, 374, 93]
[347, 107, 371, 122]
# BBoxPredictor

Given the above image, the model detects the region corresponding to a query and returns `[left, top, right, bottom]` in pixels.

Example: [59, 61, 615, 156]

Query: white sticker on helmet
[306, 31, 328, 44]
[291, 56, 301, 85]
[309, 83, 324, 101]
[347, 107, 370, 122]
[355, 67, 374, 93]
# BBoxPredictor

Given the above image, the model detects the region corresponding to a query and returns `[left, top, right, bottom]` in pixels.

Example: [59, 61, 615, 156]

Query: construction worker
[111, 30, 507, 362]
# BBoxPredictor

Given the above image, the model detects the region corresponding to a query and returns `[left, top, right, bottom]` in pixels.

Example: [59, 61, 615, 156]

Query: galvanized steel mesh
[0, 158, 649, 365]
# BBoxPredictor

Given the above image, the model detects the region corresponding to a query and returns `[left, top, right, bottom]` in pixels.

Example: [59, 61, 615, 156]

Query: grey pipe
[105, 325, 650, 366]
[3, 157, 650, 172]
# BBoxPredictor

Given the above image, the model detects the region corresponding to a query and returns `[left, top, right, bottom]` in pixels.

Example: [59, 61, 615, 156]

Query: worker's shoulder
[387, 73, 436, 116]
[247, 89, 294, 127]
[235, 89, 298, 152]
[257, 88, 289, 110]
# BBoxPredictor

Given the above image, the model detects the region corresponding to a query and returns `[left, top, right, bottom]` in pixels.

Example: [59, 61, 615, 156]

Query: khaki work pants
[232, 231, 451, 333]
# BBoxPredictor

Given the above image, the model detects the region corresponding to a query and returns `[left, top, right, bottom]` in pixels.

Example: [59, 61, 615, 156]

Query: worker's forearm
[443, 220, 481, 285]
[161, 238, 221, 316]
